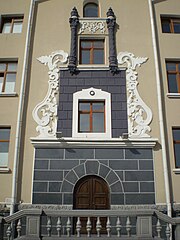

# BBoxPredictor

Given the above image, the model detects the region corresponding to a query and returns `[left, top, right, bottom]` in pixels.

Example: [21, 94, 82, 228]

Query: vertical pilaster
[68, 7, 79, 75]
[106, 8, 118, 74]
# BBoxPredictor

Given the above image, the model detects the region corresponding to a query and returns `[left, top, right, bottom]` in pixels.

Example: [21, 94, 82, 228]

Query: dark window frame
[80, 39, 105, 64]
[78, 100, 105, 133]
[161, 17, 180, 33]
[1, 16, 23, 33]
[166, 61, 180, 93]
[83, 2, 99, 18]
[172, 128, 180, 168]
[0, 61, 17, 93]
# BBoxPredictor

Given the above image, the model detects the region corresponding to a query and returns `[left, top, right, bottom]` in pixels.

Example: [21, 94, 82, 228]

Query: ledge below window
[167, 93, 180, 98]
[0, 167, 10, 173]
[173, 168, 180, 174]
[0, 92, 18, 97]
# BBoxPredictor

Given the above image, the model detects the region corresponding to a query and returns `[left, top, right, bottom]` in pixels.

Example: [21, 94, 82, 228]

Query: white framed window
[72, 87, 111, 139]
[0, 127, 10, 167]
[0, 62, 17, 93]
[1, 16, 23, 33]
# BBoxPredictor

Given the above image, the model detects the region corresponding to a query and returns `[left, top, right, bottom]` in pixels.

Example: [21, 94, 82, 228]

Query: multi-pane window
[173, 128, 180, 168]
[0, 128, 10, 167]
[166, 62, 180, 93]
[161, 17, 180, 33]
[80, 39, 104, 64]
[83, 3, 99, 17]
[1, 16, 23, 33]
[78, 101, 105, 133]
[0, 62, 17, 93]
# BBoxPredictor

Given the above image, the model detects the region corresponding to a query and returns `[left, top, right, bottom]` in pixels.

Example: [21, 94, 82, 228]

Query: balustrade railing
[1, 208, 180, 239]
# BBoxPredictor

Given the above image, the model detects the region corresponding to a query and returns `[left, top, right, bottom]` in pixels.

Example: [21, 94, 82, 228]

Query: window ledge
[167, 93, 180, 98]
[0, 92, 18, 97]
[0, 167, 10, 173]
[173, 168, 180, 174]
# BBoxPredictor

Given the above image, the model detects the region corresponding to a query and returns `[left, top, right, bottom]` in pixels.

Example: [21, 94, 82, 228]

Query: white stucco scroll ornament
[79, 21, 106, 34]
[32, 50, 68, 138]
[117, 52, 153, 138]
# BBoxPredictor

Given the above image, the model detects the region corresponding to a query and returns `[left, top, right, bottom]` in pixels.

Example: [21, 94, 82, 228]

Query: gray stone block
[65, 171, 78, 184]
[74, 164, 85, 178]
[61, 180, 74, 192]
[33, 182, 48, 192]
[110, 160, 138, 170]
[110, 181, 123, 193]
[33, 193, 62, 204]
[139, 160, 153, 170]
[85, 160, 99, 175]
[50, 160, 79, 170]
[106, 170, 119, 185]
[125, 171, 154, 181]
[95, 148, 123, 159]
[99, 164, 110, 178]
[49, 182, 61, 192]
[123, 182, 139, 192]
[125, 193, 155, 204]
[140, 182, 155, 192]
[35, 148, 64, 159]
[65, 148, 94, 159]
[115, 171, 124, 181]
[63, 193, 73, 204]
[34, 170, 63, 181]
[111, 194, 124, 204]
[125, 148, 153, 159]
[34, 160, 49, 170]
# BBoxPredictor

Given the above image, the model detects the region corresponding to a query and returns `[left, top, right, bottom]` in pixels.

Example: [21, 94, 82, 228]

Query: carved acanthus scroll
[33, 50, 68, 138]
[117, 52, 153, 138]
[79, 21, 106, 34]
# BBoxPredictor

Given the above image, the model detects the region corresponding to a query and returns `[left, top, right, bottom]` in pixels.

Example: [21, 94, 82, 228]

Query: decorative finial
[107, 7, 115, 19]
[71, 7, 79, 18]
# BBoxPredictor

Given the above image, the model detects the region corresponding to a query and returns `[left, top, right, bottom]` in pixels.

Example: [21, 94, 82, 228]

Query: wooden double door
[73, 176, 110, 233]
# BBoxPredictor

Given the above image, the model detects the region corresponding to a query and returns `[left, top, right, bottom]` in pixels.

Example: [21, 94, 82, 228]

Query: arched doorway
[73, 175, 110, 233]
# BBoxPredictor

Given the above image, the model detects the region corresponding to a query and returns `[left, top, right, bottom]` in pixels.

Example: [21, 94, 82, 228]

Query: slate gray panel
[125, 149, 153, 159]
[35, 148, 64, 159]
[110, 181, 123, 193]
[49, 182, 61, 192]
[125, 171, 154, 181]
[111, 194, 124, 204]
[33, 193, 62, 204]
[74, 164, 85, 178]
[109, 160, 138, 170]
[33, 182, 47, 192]
[140, 182, 155, 192]
[34, 171, 63, 181]
[99, 164, 110, 178]
[65, 171, 78, 184]
[65, 148, 94, 159]
[34, 160, 49, 170]
[61, 180, 74, 192]
[125, 193, 155, 204]
[139, 160, 153, 170]
[123, 182, 139, 192]
[106, 170, 119, 185]
[95, 148, 123, 159]
[50, 160, 79, 170]
[115, 171, 124, 181]
[85, 160, 99, 175]
[63, 193, 73, 204]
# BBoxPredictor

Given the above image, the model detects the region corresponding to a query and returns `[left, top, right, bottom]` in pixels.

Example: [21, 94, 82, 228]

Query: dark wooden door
[74, 176, 109, 233]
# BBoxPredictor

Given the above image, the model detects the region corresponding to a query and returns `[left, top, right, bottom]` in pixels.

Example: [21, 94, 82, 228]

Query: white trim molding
[72, 87, 112, 139]
[32, 50, 68, 138]
[117, 52, 153, 138]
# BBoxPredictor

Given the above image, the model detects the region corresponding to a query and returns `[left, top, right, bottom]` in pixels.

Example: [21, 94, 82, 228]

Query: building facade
[0, 0, 180, 239]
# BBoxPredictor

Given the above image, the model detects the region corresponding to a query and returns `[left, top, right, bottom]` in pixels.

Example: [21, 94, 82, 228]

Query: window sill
[173, 168, 180, 174]
[167, 93, 180, 98]
[0, 92, 18, 97]
[0, 167, 10, 173]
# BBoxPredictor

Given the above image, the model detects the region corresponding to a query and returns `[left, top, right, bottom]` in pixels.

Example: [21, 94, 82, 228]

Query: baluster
[166, 223, 171, 240]
[6, 225, 12, 240]
[56, 217, 61, 237]
[156, 219, 162, 238]
[66, 217, 71, 237]
[86, 217, 92, 237]
[17, 219, 22, 237]
[106, 217, 111, 237]
[96, 217, 102, 237]
[116, 217, 122, 237]
[47, 216, 51, 237]
[126, 216, 131, 237]
[76, 217, 81, 237]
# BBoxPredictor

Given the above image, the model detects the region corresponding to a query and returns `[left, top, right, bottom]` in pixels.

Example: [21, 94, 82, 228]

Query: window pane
[2, 22, 11, 33]
[0, 142, 9, 152]
[79, 102, 90, 111]
[0, 77, 3, 92]
[166, 63, 176, 71]
[84, 3, 98, 17]
[174, 22, 180, 33]
[81, 41, 91, 48]
[7, 63, 17, 71]
[81, 50, 90, 64]
[162, 22, 171, 33]
[5, 73, 16, 93]
[13, 22, 23, 33]
[93, 50, 104, 64]
[92, 102, 104, 111]
[0, 153, 8, 166]
[0, 63, 6, 71]
[174, 144, 180, 168]
[0, 128, 10, 140]
[79, 114, 90, 132]
[92, 113, 104, 132]
[93, 41, 104, 48]
[168, 74, 178, 93]
[173, 129, 180, 141]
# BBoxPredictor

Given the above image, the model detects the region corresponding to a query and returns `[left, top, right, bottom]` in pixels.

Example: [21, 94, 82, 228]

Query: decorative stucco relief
[79, 21, 106, 34]
[117, 52, 153, 138]
[33, 50, 68, 138]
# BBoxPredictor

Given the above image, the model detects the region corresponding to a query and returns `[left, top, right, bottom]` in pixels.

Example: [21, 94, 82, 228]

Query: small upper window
[83, 3, 99, 17]
[0, 62, 17, 93]
[0, 127, 10, 167]
[161, 17, 180, 34]
[1, 16, 23, 33]
[173, 128, 180, 168]
[166, 61, 180, 93]
[80, 39, 104, 64]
